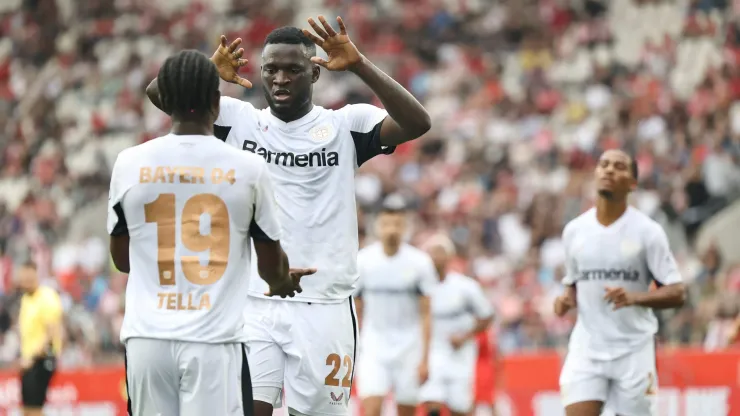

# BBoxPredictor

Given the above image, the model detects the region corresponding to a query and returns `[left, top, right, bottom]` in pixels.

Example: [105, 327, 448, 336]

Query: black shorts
[21, 356, 56, 408]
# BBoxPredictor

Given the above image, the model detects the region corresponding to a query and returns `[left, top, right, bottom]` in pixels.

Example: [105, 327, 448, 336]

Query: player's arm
[465, 281, 494, 339]
[631, 227, 685, 309]
[107, 156, 130, 273]
[250, 162, 294, 295]
[554, 224, 577, 316]
[303, 16, 431, 146]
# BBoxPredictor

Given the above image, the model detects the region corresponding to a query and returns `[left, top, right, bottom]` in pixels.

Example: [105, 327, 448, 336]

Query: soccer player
[109, 50, 311, 416]
[145, 15, 431, 416]
[554, 149, 686, 416]
[354, 196, 437, 416]
[17, 261, 63, 416]
[419, 235, 494, 416]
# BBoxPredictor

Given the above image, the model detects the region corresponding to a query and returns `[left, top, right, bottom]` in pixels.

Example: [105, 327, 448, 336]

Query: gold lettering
[164, 166, 176, 183]
[156, 292, 212, 311]
[153, 167, 167, 183]
[140, 167, 152, 183]
[212, 168, 224, 184]
[178, 167, 191, 184]
[166, 293, 177, 310]
[199, 293, 211, 310]
[157, 293, 166, 308]
[191, 167, 206, 184]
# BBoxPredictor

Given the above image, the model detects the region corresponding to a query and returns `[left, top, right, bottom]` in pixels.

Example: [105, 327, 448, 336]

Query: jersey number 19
[145, 193, 230, 286]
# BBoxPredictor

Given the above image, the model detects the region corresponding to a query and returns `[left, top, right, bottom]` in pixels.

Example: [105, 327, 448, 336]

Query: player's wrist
[347, 54, 370, 74]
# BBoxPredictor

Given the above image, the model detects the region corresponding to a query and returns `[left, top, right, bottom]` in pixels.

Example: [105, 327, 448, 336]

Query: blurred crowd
[1, 0, 740, 369]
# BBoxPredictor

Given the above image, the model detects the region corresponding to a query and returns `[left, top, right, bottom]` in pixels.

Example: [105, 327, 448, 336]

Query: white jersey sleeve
[249, 161, 281, 241]
[417, 253, 438, 296]
[645, 224, 682, 286]
[465, 279, 494, 319]
[214, 96, 257, 142]
[561, 221, 578, 286]
[107, 153, 130, 236]
[343, 104, 394, 167]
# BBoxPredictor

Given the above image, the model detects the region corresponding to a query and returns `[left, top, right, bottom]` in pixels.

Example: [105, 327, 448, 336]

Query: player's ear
[212, 90, 221, 117]
[312, 64, 320, 83]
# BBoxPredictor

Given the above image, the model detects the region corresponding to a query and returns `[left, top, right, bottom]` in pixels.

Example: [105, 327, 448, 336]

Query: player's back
[112, 134, 268, 344]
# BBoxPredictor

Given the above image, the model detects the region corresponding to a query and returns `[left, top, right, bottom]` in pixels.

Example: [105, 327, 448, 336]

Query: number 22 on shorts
[324, 353, 353, 387]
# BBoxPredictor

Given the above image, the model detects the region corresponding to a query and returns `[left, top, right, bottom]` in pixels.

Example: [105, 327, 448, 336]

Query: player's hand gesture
[303, 16, 363, 71]
[211, 35, 252, 88]
[554, 293, 576, 317]
[604, 287, 635, 310]
[449, 333, 468, 350]
[264, 268, 317, 298]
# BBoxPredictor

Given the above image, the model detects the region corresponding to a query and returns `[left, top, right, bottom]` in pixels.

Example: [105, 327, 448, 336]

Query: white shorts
[245, 296, 358, 416]
[124, 338, 250, 416]
[356, 348, 421, 405]
[560, 340, 658, 415]
[419, 349, 476, 413]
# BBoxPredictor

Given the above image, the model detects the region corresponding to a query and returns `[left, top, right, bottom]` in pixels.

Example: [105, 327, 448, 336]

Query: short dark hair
[264, 27, 316, 57]
[157, 50, 219, 119]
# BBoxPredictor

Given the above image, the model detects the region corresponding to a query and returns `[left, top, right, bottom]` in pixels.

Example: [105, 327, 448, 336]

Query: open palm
[210, 35, 252, 88]
[302, 16, 363, 71]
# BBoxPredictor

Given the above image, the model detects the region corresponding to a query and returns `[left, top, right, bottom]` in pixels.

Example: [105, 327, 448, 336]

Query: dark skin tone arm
[303, 16, 431, 146]
[110, 235, 130, 273]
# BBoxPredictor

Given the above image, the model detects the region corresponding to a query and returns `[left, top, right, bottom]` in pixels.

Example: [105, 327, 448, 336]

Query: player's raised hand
[604, 287, 635, 310]
[303, 16, 363, 71]
[554, 293, 576, 317]
[211, 35, 252, 88]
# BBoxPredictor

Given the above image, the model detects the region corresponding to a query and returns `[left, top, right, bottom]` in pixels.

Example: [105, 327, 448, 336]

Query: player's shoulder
[358, 241, 382, 258]
[219, 96, 257, 114]
[113, 136, 164, 169]
[562, 208, 595, 239]
[626, 207, 666, 238]
[448, 271, 478, 287]
[401, 243, 434, 263]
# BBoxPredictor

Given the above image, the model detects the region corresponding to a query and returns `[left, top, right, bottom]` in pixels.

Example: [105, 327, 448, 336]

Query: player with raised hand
[109, 50, 311, 416]
[555, 149, 686, 416]
[145, 14, 431, 416]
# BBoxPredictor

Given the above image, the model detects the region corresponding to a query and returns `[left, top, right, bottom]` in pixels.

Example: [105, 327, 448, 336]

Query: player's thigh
[607, 342, 658, 416]
[392, 352, 422, 406]
[356, 353, 393, 399]
[559, 351, 609, 408]
[178, 342, 250, 416]
[445, 376, 476, 414]
[124, 338, 179, 416]
[245, 297, 287, 408]
[283, 298, 358, 416]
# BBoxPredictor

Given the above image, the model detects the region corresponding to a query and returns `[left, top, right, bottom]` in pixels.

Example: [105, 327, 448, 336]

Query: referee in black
[17, 261, 63, 416]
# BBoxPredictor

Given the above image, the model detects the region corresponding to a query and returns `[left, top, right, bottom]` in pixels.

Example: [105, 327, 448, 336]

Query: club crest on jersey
[620, 239, 642, 257]
[309, 124, 333, 142]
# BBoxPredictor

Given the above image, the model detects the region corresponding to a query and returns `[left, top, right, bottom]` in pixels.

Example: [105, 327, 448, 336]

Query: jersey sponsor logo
[577, 268, 640, 282]
[242, 140, 339, 167]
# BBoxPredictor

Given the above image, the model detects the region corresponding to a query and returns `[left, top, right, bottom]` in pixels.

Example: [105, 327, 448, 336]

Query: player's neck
[381, 242, 400, 257]
[595, 197, 628, 226]
[170, 120, 214, 137]
[436, 267, 447, 281]
[270, 103, 314, 123]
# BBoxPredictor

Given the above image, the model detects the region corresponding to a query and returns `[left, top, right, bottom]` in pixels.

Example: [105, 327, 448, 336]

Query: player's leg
[124, 338, 180, 416]
[282, 298, 358, 416]
[607, 340, 658, 416]
[447, 377, 476, 416]
[393, 353, 423, 416]
[559, 351, 608, 416]
[356, 352, 392, 416]
[178, 342, 252, 416]
[244, 297, 288, 416]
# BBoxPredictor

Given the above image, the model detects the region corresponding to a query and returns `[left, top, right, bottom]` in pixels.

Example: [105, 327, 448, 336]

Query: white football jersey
[215, 97, 392, 303]
[562, 206, 682, 360]
[107, 134, 281, 344]
[428, 272, 493, 365]
[356, 242, 438, 360]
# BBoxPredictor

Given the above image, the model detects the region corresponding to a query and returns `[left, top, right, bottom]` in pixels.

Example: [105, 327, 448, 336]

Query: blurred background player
[420, 235, 494, 416]
[17, 261, 63, 416]
[146, 15, 431, 416]
[554, 149, 686, 416]
[354, 195, 437, 416]
[108, 50, 305, 416]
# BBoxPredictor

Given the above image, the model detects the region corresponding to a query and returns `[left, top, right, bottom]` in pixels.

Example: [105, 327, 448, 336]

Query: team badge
[310, 125, 333, 142]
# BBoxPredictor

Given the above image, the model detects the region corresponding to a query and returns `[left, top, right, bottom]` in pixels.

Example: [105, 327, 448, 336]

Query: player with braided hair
[108, 50, 314, 416]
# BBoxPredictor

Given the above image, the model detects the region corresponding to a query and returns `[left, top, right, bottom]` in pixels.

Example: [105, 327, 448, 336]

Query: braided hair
[157, 50, 219, 119]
